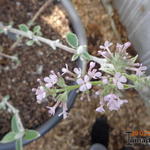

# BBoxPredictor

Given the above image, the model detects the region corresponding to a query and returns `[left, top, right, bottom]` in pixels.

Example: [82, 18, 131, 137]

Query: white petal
[45, 83, 53, 88]
[115, 72, 121, 79]
[117, 82, 124, 89]
[99, 45, 105, 49]
[96, 106, 105, 112]
[84, 75, 90, 82]
[44, 77, 51, 83]
[86, 82, 92, 89]
[94, 72, 102, 78]
[89, 62, 95, 68]
[79, 85, 87, 91]
[74, 68, 81, 75]
[120, 76, 127, 83]
[76, 78, 84, 85]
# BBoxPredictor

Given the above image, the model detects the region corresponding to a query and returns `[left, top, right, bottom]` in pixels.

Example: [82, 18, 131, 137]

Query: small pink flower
[88, 62, 102, 79]
[135, 65, 147, 76]
[47, 106, 56, 115]
[89, 61, 95, 68]
[32, 86, 46, 103]
[100, 41, 113, 51]
[102, 77, 108, 84]
[96, 105, 105, 113]
[116, 42, 131, 54]
[73, 67, 82, 78]
[77, 75, 92, 91]
[126, 64, 147, 76]
[98, 51, 111, 58]
[47, 101, 60, 116]
[113, 72, 127, 89]
[58, 102, 68, 119]
[44, 71, 58, 88]
[62, 64, 69, 74]
[104, 94, 128, 111]
[107, 98, 128, 111]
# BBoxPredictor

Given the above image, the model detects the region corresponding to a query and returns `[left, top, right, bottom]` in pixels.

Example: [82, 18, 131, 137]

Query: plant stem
[0, 23, 76, 54]
[0, 24, 109, 66]
[6, 102, 24, 131]
[0, 52, 16, 60]
[49, 81, 103, 94]
[16, 138, 23, 150]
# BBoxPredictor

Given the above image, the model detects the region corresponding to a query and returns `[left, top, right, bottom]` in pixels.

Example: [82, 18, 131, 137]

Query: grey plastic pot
[0, 0, 87, 150]
[113, 0, 150, 103]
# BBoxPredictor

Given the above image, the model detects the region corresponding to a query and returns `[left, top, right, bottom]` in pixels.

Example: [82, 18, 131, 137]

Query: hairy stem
[0, 52, 16, 60]
[6, 102, 24, 131]
[0, 24, 109, 67]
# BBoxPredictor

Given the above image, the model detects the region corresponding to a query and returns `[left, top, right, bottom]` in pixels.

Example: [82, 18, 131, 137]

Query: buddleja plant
[0, 22, 149, 150]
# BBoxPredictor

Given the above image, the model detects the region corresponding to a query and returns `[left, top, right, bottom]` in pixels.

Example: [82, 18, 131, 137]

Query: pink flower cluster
[32, 71, 69, 119]
[77, 62, 102, 91]
[62, 62, 102, 92]
[31, 41, 148, 118]
[96, 93, 128, 112]
[32, 71, 58, 103]
[99, 41, 147, 76]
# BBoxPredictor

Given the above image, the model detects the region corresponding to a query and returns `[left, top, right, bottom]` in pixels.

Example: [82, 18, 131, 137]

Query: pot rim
[0, 0, 87, 149]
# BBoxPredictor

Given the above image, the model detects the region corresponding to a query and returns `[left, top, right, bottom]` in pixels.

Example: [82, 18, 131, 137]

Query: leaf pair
[1, 129, 40, 143]
[1, 115, 40, 144]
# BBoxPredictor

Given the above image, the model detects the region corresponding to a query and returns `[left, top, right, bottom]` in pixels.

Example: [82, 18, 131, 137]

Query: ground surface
[0, 0, 150, 150]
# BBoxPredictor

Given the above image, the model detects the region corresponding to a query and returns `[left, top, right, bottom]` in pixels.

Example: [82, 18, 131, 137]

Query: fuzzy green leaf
[26, 40, 34, 46]
[23, 130, 40, 141]
[123, 84, 135, 89]
[0, 29, 4, 33]
[56, 92, 68, 102]
[81, 52, 91, 60]
[130, 55, 138, 63]
[33, 25, 41, 33]
[71, 54, 79, 61]
[66, 32, 78, 48]
[11, 115, 20, 133]
[0, 132, 16, 143]
[57, 77, 66, 88]
[18, 24, 29, 32]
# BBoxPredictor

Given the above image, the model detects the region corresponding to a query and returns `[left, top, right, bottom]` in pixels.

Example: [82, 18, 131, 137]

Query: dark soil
[0, 0, 74, 138]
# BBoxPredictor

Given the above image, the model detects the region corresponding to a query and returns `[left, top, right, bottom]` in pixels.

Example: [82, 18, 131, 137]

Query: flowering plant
[0, 22, 149, 150]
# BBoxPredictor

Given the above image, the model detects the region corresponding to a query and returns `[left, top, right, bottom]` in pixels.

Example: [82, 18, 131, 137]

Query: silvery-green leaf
[18, 24, 29, 32]
[33, 25, 41, 33]
[123, 84, 135, 89]
[26, 40, 34, 46]
[130, 55, 138, 63]
[0, 29, 4, 33]
[56, 92, 68, 102]
[23, 129, 40, 141]
[125, 74, 138, 81]
[57, 77, 66, 87]
[11, 115, 21, 133]
[81, 52, 91, 60]
[66, 32, 78, 48]
[0, 132, 16, 143]
[71, 54, 79, 61]
[3, 95, 10, 103]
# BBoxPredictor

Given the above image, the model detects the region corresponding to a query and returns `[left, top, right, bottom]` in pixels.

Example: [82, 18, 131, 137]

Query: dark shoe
[91, 116, 109, 148]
